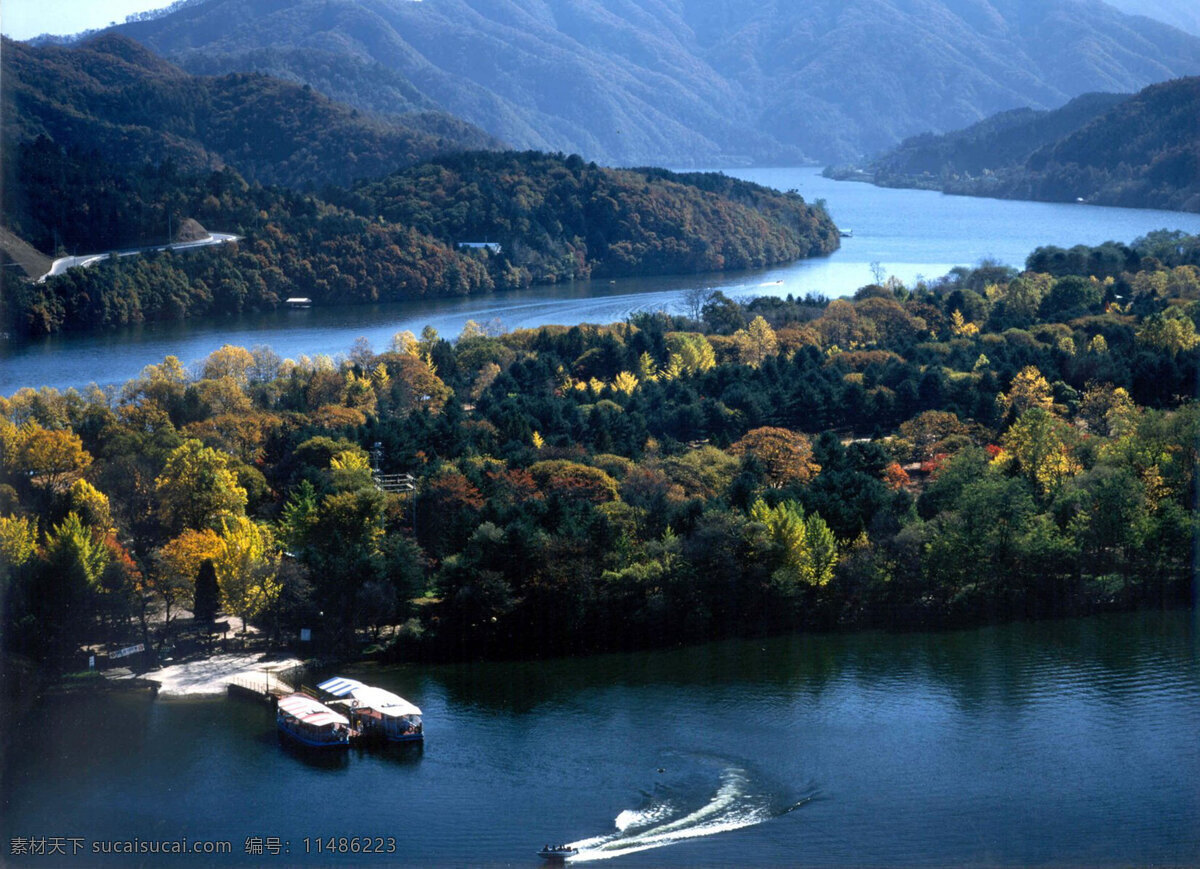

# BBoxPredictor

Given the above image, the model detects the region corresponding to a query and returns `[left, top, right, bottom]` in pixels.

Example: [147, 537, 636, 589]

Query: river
[5, 168, 1200, 394]
[2, 610, 1198, 867]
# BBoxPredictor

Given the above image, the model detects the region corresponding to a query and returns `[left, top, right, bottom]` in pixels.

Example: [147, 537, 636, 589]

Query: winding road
[38, 232, 241, 282]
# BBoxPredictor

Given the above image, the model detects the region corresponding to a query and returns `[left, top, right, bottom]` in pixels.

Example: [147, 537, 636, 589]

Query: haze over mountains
[99, 0, 1200, 166]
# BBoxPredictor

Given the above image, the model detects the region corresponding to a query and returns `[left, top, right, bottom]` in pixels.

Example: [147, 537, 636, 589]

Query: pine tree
[193, 558, 220, 626]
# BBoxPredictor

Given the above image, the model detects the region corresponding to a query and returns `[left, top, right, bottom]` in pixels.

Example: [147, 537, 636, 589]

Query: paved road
[38, 232, 241, 282]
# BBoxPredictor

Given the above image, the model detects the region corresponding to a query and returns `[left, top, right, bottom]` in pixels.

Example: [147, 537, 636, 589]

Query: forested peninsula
[828, 77, 1200, 213]
[0, 149, 838, 336]
[2, 232, 1198, 669]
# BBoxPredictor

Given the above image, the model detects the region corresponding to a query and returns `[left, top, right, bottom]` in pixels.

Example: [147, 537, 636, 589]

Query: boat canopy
[277, 693, 348, 726]
[317, 677, 422, 717]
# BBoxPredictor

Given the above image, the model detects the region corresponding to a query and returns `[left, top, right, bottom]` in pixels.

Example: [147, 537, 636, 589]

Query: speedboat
[536, 844, 578, 861]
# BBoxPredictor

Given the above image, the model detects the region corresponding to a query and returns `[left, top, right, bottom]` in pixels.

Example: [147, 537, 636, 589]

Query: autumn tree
[732, 316, 779, 368]
[155, 439, 248, 533]
[999, 408, 1081, 497]
[14, 424, 93, 492]
[730, 427, 820, 488]
[997, 366, 1054, 419]
[213, 516, 280, 634]
[748, 498, 838, 594]
[155, 527, 222, 626]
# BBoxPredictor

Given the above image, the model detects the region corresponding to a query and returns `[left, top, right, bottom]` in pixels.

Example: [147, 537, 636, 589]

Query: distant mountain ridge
[1, 33, 503, 191]
[97, 0, 1200, 165]
[831, 76, 1200, 212]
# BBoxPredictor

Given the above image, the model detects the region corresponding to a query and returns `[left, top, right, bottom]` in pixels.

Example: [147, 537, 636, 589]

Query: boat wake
[564, 766, 814, 861]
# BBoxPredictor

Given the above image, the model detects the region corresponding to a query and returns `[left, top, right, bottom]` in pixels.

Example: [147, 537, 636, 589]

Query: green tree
[155, 439, 248, 532]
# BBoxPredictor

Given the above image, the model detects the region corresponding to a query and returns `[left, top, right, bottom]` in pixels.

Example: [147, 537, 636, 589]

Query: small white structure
[285, 297, 313, 308]
[458, 242, 502, 254]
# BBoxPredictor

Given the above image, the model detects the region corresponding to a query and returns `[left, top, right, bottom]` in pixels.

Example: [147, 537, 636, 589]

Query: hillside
[102, 0, 1200, 165]
[1104, 0, 1200, 36]
[836, 77, 1200, 212]
[1, 34, 503, 192]
[1, 149, 837, 336]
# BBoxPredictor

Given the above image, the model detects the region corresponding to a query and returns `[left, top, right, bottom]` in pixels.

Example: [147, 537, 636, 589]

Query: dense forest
[2, 34, 502, 191]
[0, 148, 838, 336]
[3, 231, 1198, 668]
[832, 77, 1200, 213]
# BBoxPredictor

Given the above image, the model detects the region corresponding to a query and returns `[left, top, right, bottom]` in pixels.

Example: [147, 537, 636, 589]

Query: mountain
[1, 33, 503, 191]
[1103, 0, 1200, 37]
[834, 77, 1200, 212]
[860, 91, 1130, 180]
[102, 0, 1200, 165]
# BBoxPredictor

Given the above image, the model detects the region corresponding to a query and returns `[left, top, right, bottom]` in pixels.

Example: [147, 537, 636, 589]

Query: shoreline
[117, 652, 306, 698]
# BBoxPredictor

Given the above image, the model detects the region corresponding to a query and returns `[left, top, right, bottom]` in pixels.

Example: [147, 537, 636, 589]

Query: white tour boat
[276, 693, 351, 749]
[317, 676, 424, 742]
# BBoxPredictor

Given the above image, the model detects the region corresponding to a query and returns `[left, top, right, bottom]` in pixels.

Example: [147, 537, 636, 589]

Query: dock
[226, 666, 298, 704]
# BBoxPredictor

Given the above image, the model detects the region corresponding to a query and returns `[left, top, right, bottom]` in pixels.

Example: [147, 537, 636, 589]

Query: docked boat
[317, 677, 424, 742]
[537, 844, 578, 861]
[276, 693, 351, 749]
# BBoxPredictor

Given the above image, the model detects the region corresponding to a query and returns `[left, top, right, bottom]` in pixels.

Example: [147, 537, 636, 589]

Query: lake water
[5, 169, 1200, 394]
[3, 610, 1199, 867]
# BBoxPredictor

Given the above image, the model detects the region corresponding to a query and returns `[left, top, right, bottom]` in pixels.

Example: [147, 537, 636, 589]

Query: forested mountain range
[1, 33, 503, 192]
[96, 0, 1200, 166]
[835, 76, 1200, 212]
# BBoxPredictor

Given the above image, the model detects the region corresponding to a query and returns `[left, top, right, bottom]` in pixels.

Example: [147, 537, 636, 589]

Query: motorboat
[317, 676, 424, 742]
[536, 844, 578, 861]
[276, 693, 351, 749]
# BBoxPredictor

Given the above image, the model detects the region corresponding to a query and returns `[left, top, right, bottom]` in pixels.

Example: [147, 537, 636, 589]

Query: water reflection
[420, 610, 1199, 717]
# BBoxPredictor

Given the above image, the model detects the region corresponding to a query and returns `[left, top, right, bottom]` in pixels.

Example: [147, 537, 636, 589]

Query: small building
[458, 242, 502, 254]
[285, 297, 313, 308]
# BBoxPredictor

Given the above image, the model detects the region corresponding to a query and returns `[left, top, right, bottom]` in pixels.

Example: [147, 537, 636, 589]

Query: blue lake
[5, 169, 1200, 394]
[3, 610, 1199, 867]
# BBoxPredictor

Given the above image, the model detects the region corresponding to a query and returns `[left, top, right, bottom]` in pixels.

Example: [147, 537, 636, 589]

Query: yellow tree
[663, 333, 716, 378]
[15, 424, 93, 492]
[1137, 310, 1200, 357]
[66, 479, 113, 534]
[1001, 408, 1081, 497]
[0, 514, 38, 579]
[201, 344, 255, 384]
[611, 371, 639, 396]
[733, 316, 779, 368]
[155, 528, 222, 626]
[213, 516, 280, 634]
[997, 365, 1054, 419]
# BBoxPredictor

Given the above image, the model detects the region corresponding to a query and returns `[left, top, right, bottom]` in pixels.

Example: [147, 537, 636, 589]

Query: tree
[15, 424, 92, 492]
[997, 366, 1054, 419]
[1137, 309, 1200, 356]
[155, 439, 248, 532]
[733, 316, 779, 368]
[193, 558, 220, 625]
[213, 516, 280, 634]
[730, 427, 820, 488]
[201, 344, 255, 383]
[155, 528, 222, 627]
[663, 333, 716, 378]
[749, 499, 838, 592]
[1000, 408, 1081, 497]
